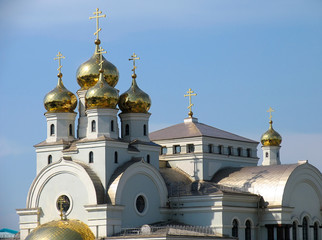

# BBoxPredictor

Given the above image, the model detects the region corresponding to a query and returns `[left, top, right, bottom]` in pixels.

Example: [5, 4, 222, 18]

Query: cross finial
[57, 196, 66, 220]
[96, 46, 107, 70]
[129, 53, 140, 74]
[54, 52, 65, 76]
[184, 88, 197, 117]
[267, 107, 275, 121]
[89, 8, 106, 40]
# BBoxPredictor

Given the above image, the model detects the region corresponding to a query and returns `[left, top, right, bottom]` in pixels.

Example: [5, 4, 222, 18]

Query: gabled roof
[150, 118, 257, 143]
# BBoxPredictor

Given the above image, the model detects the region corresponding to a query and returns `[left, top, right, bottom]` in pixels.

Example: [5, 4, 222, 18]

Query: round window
[136, 195, 146, 213]
[56, 195, 70, 213]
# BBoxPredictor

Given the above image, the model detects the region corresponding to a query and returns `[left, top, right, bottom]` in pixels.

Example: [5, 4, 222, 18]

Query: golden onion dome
[85, 69, 119, 109]
[118, 73, 151, 113]
[261, 120, 282, 146]
[44, 74, 77, 113]
[76, 41, 119, 90]
[25, 219, 95, 240]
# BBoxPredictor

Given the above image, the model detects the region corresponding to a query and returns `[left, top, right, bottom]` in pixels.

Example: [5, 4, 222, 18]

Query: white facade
[17, 29, 322, 240]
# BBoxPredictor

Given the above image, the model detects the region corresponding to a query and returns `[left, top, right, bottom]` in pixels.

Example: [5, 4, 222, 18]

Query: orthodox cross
[267, 107, 274, 121]
[129, 53, 140, 74]
[184, 88, 197, 117]
[54, 52, 65, 74]
[96, 46, 107, 69]
[57, 196, 66, 220]
[89, 8, 106, 40]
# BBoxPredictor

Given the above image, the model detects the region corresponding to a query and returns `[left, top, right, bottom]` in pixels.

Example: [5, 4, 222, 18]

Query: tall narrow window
[232, 219, 238, 237]
[266, 152, 269, 158]
[161, 147, 167, 155]
[50, 124, 55, 136]
[114, 151, 118, 163]
[218, 145, 223, 154]
[89, 151, 94, 163]
[91, 120, 96, 132]
[48, 155, 52, 165]
[69, 124, 73, 136]
[147, 154, 150, 163]
[187, 144, 194, 153]
[125, 124, 129, 136]
[208, 144, 213, 153]
[228, 146, 232, 155]
[247, 148, 251, 157]
[314, 222, 318, 240]
[302, 218, 308, 240]
[111, 120, 114, 132]
[173, 145, 181, 154]
[143, 124, 147, 136]
[292, 222, 297, 240]
[245, 220, 251, 240]
[237, 147, 242, 156]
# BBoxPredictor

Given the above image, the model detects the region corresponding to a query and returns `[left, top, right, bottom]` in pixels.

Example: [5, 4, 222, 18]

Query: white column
[77, 90, 87, 139]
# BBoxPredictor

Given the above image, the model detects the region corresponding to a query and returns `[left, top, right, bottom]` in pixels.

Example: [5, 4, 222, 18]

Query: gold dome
[85, 70, 119, 109]
[76, 44, 119, 90]
[261, 120, 282, 146]
[118, 74, 151, 113]
[44, 75, 77, 113]
[25, 219, 95, 240]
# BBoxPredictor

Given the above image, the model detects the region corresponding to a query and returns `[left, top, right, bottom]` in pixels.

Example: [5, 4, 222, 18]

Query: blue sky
[0, 0, 322, 230]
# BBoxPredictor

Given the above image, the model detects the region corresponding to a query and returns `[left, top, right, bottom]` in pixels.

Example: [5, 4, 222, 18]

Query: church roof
[150, 119, 257, 143]
[211, 163, 302, 205]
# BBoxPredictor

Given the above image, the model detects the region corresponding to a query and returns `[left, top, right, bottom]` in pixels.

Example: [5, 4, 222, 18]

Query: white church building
[17, 9, 321, 240]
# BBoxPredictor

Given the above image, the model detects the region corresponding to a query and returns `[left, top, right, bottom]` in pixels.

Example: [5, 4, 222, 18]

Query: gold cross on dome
[267, 107, 275, 121]
[54, 52, 65, 74]
[96, 46, 107, 69]
[184, 88, 197, 117]
[129, 53, 140, 73]
[57, 196, 66, 220]
[89, 8, 106, 40]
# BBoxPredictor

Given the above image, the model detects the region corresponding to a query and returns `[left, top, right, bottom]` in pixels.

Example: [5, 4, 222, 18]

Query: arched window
[245, 220, 251, 240]
[292, 221, 297, 240]
[265, 152, 269, 158]
[147, 154, 150, 163]
[91, 120, 96, 132]
[48, 155, 52, 164]
[114, 151, 118, 163]
[143, 124, 147, 136]
[125, 124, 129, 136]
[302, 217, 308, 240]
[50, 124, 55, 136]
[89, 151, 94, 163]
[232, 219, 238, 237]
[111, 120, 114, 132]
[69, 124, 73, 136]
[314, 222, 318, 240]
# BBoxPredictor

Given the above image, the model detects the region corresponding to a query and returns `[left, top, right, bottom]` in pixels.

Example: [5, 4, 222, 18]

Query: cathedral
[16, 9, 321, 240]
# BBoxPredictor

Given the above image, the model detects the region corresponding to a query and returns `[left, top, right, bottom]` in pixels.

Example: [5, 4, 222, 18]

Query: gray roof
[212, 164, 301, 205]
[150, 120, 257, 143]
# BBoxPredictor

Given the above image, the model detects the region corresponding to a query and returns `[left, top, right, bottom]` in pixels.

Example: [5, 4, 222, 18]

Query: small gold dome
[261, 120, 282, 146]
[85, 71, 119, 109]
[25, 219, 95, 240]
[44, 76, 77, 113]
[76, 45, 119, 90]
[118, 74, 151, 113]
